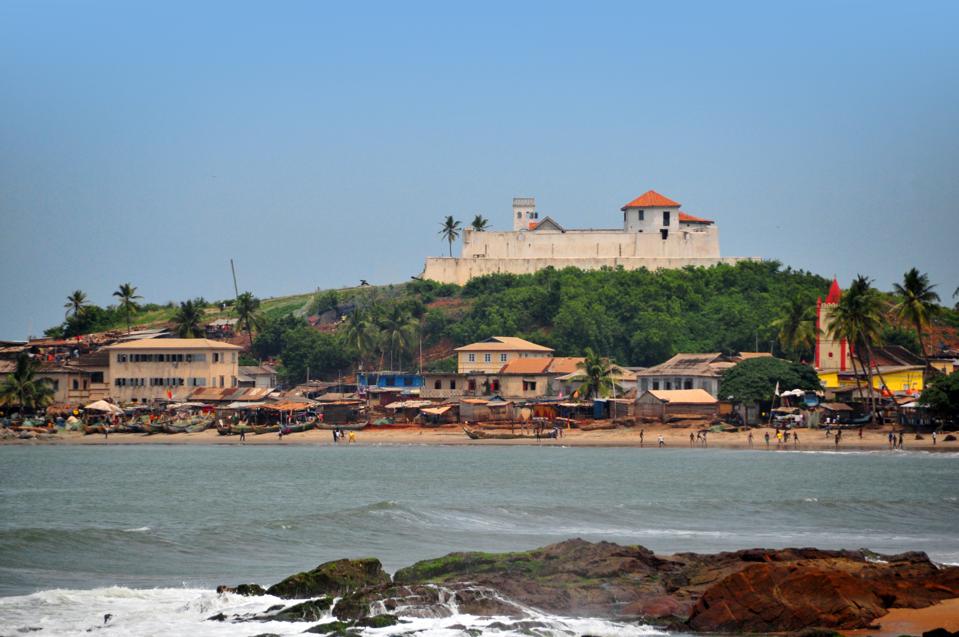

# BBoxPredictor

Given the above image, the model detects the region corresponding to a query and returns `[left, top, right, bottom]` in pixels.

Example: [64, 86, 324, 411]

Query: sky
[1, 1, 958, 340]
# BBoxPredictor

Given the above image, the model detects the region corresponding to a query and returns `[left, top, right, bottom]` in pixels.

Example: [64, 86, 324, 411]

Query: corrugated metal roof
[644, 389, 717, 404]
[107, 338, 242, 350]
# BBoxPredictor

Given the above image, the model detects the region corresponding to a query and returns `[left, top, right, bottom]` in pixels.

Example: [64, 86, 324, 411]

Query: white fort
[422, 190, 755, 285]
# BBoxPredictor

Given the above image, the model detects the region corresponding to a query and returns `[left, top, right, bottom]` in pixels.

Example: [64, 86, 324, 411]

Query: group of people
[637, 430, 665, 447]
[331, 427, 356, 444]
[887, 430, 905, 449]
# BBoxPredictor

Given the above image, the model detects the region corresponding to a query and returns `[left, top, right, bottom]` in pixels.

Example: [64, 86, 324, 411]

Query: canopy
[779, 389, 806, 398]
[421, 405, 455, 415]
[84, 400, 123, 414]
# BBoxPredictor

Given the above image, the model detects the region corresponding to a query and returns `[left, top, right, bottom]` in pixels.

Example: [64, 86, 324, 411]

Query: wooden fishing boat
[462, 426, 555, 440]
[83, 423, 105, 435]
[232, 424, 254, 436]
[280, 421, 315, 434]
[185, 418, 213, 433]
[253, 424, 280, 435]
[162, 421, 191, 434]
[216, 423, 233, 436]
[313, 422, 366, 431]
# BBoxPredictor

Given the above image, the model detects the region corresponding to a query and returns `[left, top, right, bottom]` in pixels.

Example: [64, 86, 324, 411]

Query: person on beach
[331, 429, 337, 443]
[888, 431, 894, 448]
[658, 434, 665, 447]
[639, 429, 644, 446]
[764, 431, 770, 448]
[747, 431, 754, 446]
[859, 426, 863, 439]
[932, 431, 937, 445]
[690, 432, 695, 447]
[348, 431, 356, 444]
[834, 431, 841, 448]
[793, 431, 799, 448]
[239, 428, 246, 442]
[701, 430, 707, 448]
[898, 431, 904, 449]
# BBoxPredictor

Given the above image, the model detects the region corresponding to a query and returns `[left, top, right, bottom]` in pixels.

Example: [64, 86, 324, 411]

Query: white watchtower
[512, 197, 538, 231]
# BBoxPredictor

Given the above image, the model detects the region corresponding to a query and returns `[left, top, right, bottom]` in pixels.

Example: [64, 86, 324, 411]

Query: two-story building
[105, 338, 242, 403]
[455, 337, 553, 374]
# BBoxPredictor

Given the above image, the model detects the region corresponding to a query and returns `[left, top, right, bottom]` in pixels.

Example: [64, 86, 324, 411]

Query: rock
[266, 598, 333, 622]
[356, 614, 400, 628]
[267, 558, 390, 600]
[304, 620, 356, 634]
[453, 587, 527, 617]
[206, 612, 227, 622]
[236, 583, 267, 596]
[924, 630, 959, 637]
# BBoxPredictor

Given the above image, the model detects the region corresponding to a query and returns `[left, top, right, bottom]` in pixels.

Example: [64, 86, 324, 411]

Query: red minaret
[816, 277, 847, 371]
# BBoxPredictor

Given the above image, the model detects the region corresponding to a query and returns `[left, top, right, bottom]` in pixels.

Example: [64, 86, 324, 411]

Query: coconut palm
[438, 216, 462, 257]
[771, 296, 816, 361]
[172, 299, 204, 338]
[470, 214, 489, 232]
[112, 283, 142, 333]
[64, 290, 89, 319]
[0, 354, 55, 414]
[379, 306, 418, 370]
[234, 292, 263, 349]
[572, 348, 617, 399]
[827, 276, 885, 421]
[892, 268, 940, 363]
[342, 310, 382, 369]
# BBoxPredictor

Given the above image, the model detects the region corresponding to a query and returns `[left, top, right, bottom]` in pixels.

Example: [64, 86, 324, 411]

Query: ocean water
[0, 445, 956, 635]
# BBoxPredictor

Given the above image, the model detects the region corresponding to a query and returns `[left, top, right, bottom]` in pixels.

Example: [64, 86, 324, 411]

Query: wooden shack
[636, 389, 718, 421]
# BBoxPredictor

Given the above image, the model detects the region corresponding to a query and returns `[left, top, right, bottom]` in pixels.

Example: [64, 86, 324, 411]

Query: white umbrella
[84, 400, 123, 414]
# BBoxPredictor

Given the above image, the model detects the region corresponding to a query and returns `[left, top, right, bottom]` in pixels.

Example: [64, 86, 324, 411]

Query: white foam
[0, 586, 667, 636]
[123, 526, 151, 532]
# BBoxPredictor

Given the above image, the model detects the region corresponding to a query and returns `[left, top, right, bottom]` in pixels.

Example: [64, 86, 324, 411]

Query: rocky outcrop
[245, 539, 959, 634]
[265, 558, 390, 599]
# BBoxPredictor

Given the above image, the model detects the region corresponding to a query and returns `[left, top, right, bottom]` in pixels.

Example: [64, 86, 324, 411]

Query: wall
[425, 255, 753, 286]
[637, 375, 720, 397]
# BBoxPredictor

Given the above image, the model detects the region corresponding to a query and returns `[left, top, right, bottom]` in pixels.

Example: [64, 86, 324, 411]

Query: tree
[0, 354, 55, 414]
[112, 283, 142, 333]
[172, 299, 204, 338]
[64, 290, 89, 319]
[770, 295, 815, 361]
[470, 214, 489, 232]
[234, 292, 263, 350]
[892, 268, 940, 363]
[719, 357, 822, 405]
[571, 348, 616, 399]
[378, 306, 418, 370]
[439, 215, 462, 257]
[252, 314, 306, 359]
[342, 310, 382, 370]
[920, 371, 959, 423]
[277, 327, 355, 384]
[827, 276, 884, 421]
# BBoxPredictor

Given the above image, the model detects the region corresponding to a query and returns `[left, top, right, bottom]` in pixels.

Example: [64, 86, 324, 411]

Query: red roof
[621, 190, 680, 210]
[825, 278, 842, 304]
[678, 212, 713, 224]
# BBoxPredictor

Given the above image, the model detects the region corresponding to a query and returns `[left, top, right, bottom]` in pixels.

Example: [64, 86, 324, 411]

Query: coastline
[3, 424, 956, 451]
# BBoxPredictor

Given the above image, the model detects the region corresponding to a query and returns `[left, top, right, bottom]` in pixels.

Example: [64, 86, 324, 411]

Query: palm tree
[379, 306, 418, 370]
[234, 292, 263, 350]
[0, 354, 55, 414]
[771, 296, 815, 361]
[64, 290, 89, 319]
[470, 214, 489, 232]
[572, 348, 617, 399]
[112, 283, 142, 333]
[827, 276, 885, 422]
[892, 268, 940, 364]
[438, 216, 462, 257]
[172, 299, 204, 338]
[342, 310, 382, 369]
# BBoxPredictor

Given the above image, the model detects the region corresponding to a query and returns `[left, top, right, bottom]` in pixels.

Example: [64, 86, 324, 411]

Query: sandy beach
[3, 424, 956, 450]
[844, 597, 959, 636]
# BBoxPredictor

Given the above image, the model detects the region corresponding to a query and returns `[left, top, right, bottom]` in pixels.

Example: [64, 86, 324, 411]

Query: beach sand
[3, 424, 956, 450]
[844, 597, 959, 636]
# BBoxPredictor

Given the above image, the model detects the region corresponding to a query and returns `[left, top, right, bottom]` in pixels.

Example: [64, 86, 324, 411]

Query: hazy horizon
[2, 1, 958, 340]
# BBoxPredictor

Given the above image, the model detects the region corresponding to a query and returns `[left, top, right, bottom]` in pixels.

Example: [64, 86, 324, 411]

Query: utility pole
[230, 259, 240, 300]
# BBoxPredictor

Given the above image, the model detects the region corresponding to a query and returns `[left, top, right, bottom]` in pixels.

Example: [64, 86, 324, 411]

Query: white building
[422, 190, 756, 285]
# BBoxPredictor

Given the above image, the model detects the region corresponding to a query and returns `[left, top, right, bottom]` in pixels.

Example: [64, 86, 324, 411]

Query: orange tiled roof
[621, 190, 680, 210]
[547, 357, 585, 374]
[678, 212, 713, 224]
[499, 358, 552, 374]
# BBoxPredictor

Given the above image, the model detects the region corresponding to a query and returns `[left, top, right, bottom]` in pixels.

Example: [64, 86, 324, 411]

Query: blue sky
[1, 1, 958, 339]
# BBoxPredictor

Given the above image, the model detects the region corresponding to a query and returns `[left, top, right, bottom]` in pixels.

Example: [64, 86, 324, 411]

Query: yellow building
[105, 338, 242, 403]
[454, 337, 553, 374]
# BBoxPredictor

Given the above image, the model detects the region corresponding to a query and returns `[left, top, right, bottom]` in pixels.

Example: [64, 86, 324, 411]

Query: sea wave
[0, 585, 666, 636]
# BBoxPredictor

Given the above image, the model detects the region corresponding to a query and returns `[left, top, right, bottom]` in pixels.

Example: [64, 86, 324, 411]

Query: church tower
[815, 278, 848, 371]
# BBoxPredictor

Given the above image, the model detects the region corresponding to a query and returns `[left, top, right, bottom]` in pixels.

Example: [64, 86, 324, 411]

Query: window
[232, 376, 237, 387]
[484, 353, 491, 363]
[434, 380, 442, 390]
[117, 354, 127, 363]
[449, 379, 456, 390]
[51, 380, 59, 391]
[683, 379, 693, 390]
[468, 353, 475, 362]
[523, 380, 537, 392]
[219, 375, 225, 388]
[500, 353, 507, 362]
[491, 379, 500, 392]
[231, 352, 236, 362]
[91, 372, 104, 383]
[468, 379, 476, 391]
[516, 212, 521, 218]
[661, 229, 668, 240]
[213, 352, 220, 363]
[72, 379, 79, 390]
[638, 210, 645, 221]
[652, 380, 660, 390]
[663, 211, 670, 226]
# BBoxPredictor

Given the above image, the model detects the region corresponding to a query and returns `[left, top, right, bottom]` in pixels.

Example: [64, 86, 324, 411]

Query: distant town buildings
[422, 190, 757, 285]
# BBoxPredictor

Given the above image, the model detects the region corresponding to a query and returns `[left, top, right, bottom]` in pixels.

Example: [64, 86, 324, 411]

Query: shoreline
[3, 424, 957, 451]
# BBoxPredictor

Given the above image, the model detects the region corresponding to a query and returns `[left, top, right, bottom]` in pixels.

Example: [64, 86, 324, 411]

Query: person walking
[690, 432, 695, 447]
[834, 431, 841, 449]
[747, 431, 754, 447]
[764, 431, 770, 448]
[793, 431, 799, 448]
[932, 431, 937, 446]
[639, 429, 644, 447]
[898, 431, 904, 449]
[239, 428, 246, 442]
[658, 434, 665, 448]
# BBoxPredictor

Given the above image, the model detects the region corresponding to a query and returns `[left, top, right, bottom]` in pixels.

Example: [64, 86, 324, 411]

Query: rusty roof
[187, 387, 273, 402]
